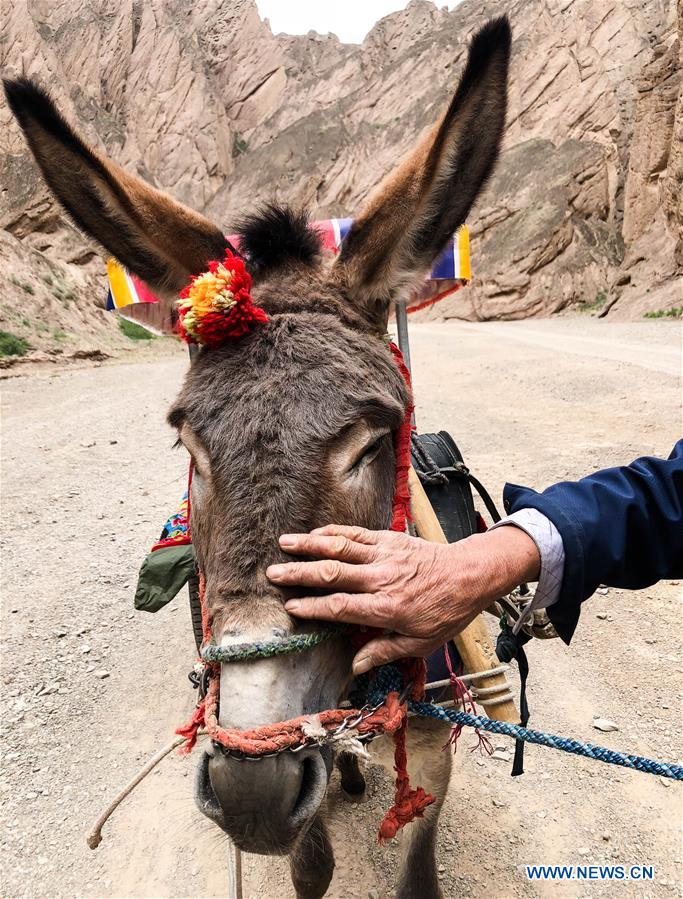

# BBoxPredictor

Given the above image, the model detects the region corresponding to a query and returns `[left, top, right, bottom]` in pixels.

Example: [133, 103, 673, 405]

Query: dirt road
[2, 319, 681, 898]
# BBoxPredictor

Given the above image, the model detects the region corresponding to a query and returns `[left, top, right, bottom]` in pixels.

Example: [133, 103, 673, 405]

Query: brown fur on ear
[3, 77, 227, 298]
[332, 16, 512, 331]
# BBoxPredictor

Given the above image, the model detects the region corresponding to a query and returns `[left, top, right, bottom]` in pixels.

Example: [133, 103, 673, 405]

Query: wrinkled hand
[266, 523, 539, 675]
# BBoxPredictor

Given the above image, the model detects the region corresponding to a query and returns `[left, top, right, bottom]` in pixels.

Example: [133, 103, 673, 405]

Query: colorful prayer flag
[106, 220, 470, 318]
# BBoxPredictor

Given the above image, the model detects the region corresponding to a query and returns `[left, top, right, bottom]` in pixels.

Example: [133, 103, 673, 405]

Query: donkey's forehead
[170, 312, 408, 448]
[249, 262, 371, 331]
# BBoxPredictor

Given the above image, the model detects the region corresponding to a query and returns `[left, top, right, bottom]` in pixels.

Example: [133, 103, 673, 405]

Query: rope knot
[495, 626, 520, 663]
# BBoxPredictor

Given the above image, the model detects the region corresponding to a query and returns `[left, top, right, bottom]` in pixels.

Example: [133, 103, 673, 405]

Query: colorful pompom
[177, 251, 268, 347]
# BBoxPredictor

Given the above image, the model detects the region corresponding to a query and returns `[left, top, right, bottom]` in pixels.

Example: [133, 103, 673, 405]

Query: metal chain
[214, 699, 388, 761]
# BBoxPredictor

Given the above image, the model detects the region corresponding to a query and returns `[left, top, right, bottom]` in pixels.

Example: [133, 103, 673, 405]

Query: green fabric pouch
[135, 543, 196, 613]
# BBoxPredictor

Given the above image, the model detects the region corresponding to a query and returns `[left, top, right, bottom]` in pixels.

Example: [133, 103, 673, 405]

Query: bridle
[176, 338, 436, 840]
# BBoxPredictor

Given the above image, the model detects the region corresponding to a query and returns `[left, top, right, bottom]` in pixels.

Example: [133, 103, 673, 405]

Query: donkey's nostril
[287, 752, 328, 829]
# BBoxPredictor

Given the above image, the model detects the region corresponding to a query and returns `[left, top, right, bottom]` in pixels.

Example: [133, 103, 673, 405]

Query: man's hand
[266, 524, 540, 675]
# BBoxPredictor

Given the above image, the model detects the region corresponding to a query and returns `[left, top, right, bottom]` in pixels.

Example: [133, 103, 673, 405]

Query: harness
[177, 340, 439, 841]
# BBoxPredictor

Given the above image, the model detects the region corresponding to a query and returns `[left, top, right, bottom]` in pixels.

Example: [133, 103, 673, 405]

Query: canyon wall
[1, 0, 680, 353]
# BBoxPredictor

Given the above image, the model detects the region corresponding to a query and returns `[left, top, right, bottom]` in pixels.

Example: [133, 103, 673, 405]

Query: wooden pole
[408, 467, 520, 724]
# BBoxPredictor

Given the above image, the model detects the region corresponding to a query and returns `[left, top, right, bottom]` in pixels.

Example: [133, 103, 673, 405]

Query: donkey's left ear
[331, 16, 511, 331]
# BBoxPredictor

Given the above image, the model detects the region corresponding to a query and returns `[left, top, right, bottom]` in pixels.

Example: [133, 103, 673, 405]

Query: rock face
[0, 0, 680, 352]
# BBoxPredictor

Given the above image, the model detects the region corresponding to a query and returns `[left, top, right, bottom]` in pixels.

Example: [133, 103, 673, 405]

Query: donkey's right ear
[3, 78, 228, 297]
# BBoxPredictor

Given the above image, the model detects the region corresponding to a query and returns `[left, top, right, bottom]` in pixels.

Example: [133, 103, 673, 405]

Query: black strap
[511, 645, 529, 776]
[465, 471, 502, 523]
[495, 623, 531, 777]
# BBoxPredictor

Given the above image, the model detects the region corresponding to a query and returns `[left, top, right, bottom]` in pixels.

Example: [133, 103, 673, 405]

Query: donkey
[5, 16, 510, 897]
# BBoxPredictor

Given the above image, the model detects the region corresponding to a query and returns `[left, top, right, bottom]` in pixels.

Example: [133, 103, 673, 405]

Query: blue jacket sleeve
[503, 439, 683, 643]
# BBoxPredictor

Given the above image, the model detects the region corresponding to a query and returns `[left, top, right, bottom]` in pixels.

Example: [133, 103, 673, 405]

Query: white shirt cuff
[490, 508, 565, 634]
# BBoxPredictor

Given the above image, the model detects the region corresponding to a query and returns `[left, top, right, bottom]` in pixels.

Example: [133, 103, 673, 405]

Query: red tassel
[388, 343, 414, 532]
[378, 718, 435, 842]
[399, 655, 427, 701]
[374, 343, 434, 842]
[443, 646, 493, 757]
[175, 699, 206, 754]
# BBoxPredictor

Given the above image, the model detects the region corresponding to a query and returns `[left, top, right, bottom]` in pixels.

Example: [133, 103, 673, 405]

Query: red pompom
[177, 250, 268, 347]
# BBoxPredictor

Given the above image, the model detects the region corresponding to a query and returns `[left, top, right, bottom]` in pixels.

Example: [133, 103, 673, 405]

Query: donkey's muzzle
[195, 745, 331, 853]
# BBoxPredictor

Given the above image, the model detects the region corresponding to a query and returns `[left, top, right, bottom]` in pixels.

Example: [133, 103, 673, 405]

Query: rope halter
[175, 323, 433, 841]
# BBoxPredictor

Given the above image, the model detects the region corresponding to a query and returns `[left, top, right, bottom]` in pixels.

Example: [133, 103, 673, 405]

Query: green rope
[201, 627, 342, 663]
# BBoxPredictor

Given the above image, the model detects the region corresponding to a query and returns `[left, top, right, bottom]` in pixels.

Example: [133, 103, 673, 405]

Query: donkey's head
[5, 16, 510, 854]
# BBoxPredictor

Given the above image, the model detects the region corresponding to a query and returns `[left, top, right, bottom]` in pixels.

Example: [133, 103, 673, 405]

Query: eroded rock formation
[1, 0, 680, 353]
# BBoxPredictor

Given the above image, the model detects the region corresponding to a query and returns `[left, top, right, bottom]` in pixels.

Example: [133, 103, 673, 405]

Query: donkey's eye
[349, 433, 389, 472]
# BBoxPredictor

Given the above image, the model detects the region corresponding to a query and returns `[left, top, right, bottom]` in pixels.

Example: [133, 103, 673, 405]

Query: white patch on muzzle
[217, 630, 349, 730]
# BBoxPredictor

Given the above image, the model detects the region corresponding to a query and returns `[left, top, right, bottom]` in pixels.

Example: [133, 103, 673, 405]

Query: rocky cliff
[1, 0, 681, 356]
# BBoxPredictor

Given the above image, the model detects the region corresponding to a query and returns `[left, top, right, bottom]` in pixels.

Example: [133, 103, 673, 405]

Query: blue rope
[368, 664, 683, 782]
[409, 700, 683, 781]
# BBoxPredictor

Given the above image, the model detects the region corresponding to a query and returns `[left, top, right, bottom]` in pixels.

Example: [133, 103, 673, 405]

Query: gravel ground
[1, 318, 681, 898]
